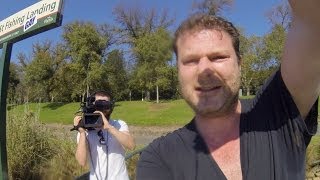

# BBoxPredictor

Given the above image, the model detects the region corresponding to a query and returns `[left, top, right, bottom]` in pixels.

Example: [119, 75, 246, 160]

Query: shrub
[40, 136, 88, 179]
[306, 136, 320, 170]
[7, 108, 56, 179]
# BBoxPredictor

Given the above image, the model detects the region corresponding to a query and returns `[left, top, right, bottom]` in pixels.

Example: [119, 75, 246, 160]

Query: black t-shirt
[136, 70, 318, 180]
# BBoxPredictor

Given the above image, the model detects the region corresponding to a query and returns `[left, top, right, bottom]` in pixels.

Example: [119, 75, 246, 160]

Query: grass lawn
[7, 99, 195, 126]
[7, 96, 319, 126]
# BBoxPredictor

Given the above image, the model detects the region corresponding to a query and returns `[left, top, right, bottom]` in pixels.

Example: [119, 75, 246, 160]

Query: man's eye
[210, 56, 228, 61]
[183, 59, 198, 65]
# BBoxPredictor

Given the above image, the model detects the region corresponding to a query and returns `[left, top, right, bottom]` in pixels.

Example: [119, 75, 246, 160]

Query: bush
[40, 137, 88, 179]
[7, 108, 56, 179]
[126, 153, 140, 180]
[306, 136, 320, 169]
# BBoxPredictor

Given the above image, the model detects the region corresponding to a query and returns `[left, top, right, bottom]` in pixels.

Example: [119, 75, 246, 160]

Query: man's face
[177, 29, 241, 117]
[94, 95, 111, 115]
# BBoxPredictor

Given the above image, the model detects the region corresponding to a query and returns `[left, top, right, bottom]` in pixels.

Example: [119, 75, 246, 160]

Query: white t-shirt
[77, 119, 130, 180]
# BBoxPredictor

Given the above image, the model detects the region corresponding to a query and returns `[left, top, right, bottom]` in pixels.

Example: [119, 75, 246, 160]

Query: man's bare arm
[75, 131, 88, 167]
[281, 0, 320, 119]
[107, 127, 136, 150]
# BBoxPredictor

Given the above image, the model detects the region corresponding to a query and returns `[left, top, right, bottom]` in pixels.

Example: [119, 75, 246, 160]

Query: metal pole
[0, 42, 13, 180]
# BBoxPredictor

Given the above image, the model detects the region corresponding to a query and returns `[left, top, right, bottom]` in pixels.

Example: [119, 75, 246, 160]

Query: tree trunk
[156, 85, 159, 103]
[86, 83, 89, 98]
[246, 86, 250, 96]
[82, 92, 86, 102]
[141, 91, 144, 101]
[145, 91, 150, 101]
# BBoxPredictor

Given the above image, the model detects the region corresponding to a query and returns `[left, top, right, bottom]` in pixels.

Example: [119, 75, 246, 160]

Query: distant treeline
[7, 0, 289, 103]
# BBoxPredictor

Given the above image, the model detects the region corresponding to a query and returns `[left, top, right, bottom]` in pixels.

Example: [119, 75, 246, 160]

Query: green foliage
[25, 42, 55, 101]
[131, 28, 174, 99]
[7, 107, 88, 179]
[262, 24, 286, 65]
[40, 135, 88, 179]
[240, 34, 261, 95]
[105, 50, 129, 101]
[306, 135, 320, 170]
[239, 24, 285, 96]
[63, 21, 112, 96]
[8, 62, 21, 103]
[7, 107, 56, 179]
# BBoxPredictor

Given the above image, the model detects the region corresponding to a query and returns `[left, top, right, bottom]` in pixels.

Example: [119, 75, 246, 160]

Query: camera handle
[70, 125, 80, 131]
[70, 119, 85, 131]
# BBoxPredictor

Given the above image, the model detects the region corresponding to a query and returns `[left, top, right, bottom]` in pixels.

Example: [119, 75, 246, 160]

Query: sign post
[0, 42, 12, 180]
[0, 0, 63, 179]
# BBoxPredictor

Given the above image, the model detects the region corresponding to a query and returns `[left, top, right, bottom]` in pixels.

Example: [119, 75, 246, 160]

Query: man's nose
[197, 57, 213, 74]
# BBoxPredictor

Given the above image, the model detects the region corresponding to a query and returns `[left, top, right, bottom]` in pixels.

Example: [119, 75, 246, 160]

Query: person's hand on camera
[73, 116, 85, 133]
[94, 111, 112, 130]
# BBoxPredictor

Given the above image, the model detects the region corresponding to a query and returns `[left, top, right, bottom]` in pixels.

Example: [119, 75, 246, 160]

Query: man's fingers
[73, 116, 82, 125]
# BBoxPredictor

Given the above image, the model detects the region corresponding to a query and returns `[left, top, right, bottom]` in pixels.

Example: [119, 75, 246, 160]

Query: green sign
[0, 0, 63, 48]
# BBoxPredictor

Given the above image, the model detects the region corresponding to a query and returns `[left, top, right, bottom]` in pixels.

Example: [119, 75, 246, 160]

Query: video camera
[71, 94, 114, 131]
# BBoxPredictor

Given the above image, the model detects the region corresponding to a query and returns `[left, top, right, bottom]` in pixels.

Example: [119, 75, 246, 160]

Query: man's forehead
[180, 29, 224, 41]
[95, 95, 109, 101]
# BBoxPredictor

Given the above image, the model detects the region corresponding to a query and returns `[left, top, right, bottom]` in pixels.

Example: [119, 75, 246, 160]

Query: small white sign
[24, 16, 37, 32]
[0, 0, 62, 36]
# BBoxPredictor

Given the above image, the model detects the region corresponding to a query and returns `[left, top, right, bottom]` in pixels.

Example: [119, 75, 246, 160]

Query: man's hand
[73, 116, 85, 133]
[94, 111, 136, 150]
[94, 111, 113, 130]
[289, 0, 320, 27]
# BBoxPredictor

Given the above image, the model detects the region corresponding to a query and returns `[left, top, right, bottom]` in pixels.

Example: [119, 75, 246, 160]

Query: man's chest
[208, 138, 242, 180]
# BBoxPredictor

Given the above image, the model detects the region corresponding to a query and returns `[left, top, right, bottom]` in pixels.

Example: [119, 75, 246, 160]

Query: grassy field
[7, 96, 320, 126]
[7, 99, 195, 126]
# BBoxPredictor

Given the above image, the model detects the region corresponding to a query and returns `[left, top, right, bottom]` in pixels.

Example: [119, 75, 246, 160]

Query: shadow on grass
[43, 102, 66, 110]
[7, 104, 18, 111]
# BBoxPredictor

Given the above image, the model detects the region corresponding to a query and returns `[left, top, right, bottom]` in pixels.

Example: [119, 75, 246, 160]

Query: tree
[104, 50, 129, 101]
[112, 4, 174, 46]
[15, 52, 29, 103]
[266, 0, 292, 30]
[113, 5, 175, 101]
[261, 24, 286, 67]
[47, 44, 72, 102]
[240, 34, 262, 96]
[7, 63, 21, 103]
[192, 0, 233, 16]
[262, 0, 289, 69]
[63, 21, 113, 99]
[132, 28, 173, 102]
[24, 41, 67, 102]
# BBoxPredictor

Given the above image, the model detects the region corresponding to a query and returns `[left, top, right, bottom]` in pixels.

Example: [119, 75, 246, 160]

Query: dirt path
[46, 123, 320, 146]
[46, 124, 183, 146]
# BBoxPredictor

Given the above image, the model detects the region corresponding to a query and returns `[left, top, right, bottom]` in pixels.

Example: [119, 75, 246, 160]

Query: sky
[0, 0, 282, 62]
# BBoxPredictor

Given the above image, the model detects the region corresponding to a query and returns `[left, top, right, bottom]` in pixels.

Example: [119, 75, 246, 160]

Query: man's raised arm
[281, 0, 320, 119]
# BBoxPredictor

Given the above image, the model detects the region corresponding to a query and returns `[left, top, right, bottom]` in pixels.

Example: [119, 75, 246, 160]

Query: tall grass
[7, 105, 56, 179]
[306, 136, 320, 169]
[7, 104, 88, 179]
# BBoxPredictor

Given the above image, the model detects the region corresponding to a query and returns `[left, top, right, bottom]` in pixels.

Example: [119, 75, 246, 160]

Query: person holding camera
[73, 90, 135, 180]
